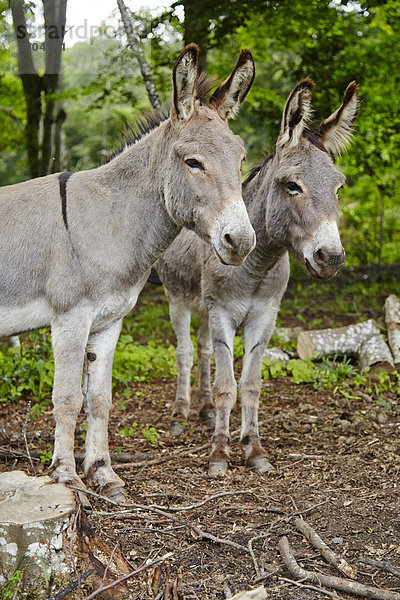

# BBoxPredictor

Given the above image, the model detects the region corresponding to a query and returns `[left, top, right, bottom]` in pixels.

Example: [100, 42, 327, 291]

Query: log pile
[295, 295, 400, 374]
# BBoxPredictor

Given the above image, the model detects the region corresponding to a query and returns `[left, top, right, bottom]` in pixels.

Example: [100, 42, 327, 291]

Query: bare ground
[0, 278, 400, 599]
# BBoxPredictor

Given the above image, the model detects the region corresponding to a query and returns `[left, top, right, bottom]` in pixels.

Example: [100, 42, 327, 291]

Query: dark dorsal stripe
[58, 171, 74, 230]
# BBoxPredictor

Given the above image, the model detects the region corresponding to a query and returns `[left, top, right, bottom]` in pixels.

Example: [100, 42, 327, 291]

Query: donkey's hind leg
[196, 318, 215, 429]
[83, 320, 126, 501]
[50, 308, 91, 489]
[169, 297, 194, 436]
[239, 306, 277, 473]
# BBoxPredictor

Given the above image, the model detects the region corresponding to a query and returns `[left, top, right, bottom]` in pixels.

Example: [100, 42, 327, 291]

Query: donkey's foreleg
[83, 320, 125, 501]
[50, 308, 91, 487]
[169, 298, 194, 435]
[239, 307, 278, 473]
[196, 318, 214, 429]
[208, 312, 236, 476]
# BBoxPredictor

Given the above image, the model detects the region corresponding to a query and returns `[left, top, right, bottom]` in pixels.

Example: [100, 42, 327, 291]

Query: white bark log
[297, 319, 380, 360]
[273, 326, 303, 343]
[230, 585, 267, 600]
[263, 347, 292, 363]
[358, 333, 394, 372]
[385, 294, 400, 366]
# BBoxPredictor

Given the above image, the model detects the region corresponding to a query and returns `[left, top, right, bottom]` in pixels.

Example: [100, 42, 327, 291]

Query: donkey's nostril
[224, 233, 235, 249]
[314, 246, 345, 267]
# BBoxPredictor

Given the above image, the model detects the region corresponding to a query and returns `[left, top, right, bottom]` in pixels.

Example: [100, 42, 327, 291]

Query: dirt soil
[1, 281, 400, 600]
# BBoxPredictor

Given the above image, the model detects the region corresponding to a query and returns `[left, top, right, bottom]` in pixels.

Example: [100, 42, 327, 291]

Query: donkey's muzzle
[210, 202, 256, 266]
[308, 246, 346, 278]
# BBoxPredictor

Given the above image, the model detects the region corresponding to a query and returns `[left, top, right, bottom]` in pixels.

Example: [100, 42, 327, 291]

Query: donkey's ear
[209, 50, 255, 120]
[171, 44, 199, 124]
[277, 79, 314, 153]
[318, 82, 359, 155]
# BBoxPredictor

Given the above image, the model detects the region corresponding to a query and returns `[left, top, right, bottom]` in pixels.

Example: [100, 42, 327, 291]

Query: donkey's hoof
[170, 419, 185, 437]
[105, 486, 127, 504]
[248, 457, 275, 473]
[199, 409, 215, 430]
[208, 460, 228, 477]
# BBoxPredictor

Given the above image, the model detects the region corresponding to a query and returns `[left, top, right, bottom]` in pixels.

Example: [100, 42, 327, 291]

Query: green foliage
[142, 424, 164, 448]
[112, 336, 177, 386]
[0, 554, 27, 600]
[0, 331, 53, 406]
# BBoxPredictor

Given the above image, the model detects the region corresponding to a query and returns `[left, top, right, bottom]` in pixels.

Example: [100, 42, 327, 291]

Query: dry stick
[69, 486, 251, 554]
[149, 490, 254, 512]
[81, 553, 173, 600]
[293, 517, 358, 579]
[278, 576, 340, 599]
[359, 558, 400, 579]
[248, 533, 273, 578]
[22, 400, 36, 475]
[114, 441, 211, 470]
[52, 569, 94, 600]
[278, 536, 400, 600]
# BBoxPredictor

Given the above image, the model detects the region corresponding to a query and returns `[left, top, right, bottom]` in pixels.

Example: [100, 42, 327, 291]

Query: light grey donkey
[0, 44, 257, 500]
[156, 79, 359, 476]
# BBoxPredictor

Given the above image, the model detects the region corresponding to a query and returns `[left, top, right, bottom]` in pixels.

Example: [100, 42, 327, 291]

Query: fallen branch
[359, 557, 400, 579]
[278, 536, 400, 600]
[278, 576, 341, 599]
[293, 517, 357, 579]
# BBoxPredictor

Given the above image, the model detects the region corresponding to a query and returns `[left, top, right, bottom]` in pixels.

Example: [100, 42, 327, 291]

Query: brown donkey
[0, 45, 256, 499]
[157, 79, 359, 475]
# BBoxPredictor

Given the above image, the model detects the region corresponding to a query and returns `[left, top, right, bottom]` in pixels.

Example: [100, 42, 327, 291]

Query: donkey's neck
[241, 164, 286, 276]
[91, 121, 180, 275]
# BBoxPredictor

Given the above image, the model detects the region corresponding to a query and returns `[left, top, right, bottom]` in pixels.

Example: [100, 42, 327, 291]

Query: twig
[68, 486, 251, 554]
[52, 569, 94, 600]
[188, 522, 250, 554]
[114, 441, 211, 470]
[293, 517, 357, 579]
[278, 536, 400, 600]
[0, 447, 40, 461]
[359, 558, 400, 579]
[288, 499, 329, 518]
[278, 576, 341, 599]
[248, 534, 272, 578]
[22, 400, 36, 475]
[81, 553, 173, 600]
[150, 490, 254, 512]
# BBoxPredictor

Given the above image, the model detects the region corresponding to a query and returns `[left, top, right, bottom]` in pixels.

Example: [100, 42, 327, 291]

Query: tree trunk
[117, 0, 161, 110]
[11, 0, 67, 179]
[182, 0, 210, 72]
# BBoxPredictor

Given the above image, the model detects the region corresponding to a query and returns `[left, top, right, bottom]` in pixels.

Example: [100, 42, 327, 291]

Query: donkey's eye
[286, 181, 303, 195]
[185, 158, 205, 172]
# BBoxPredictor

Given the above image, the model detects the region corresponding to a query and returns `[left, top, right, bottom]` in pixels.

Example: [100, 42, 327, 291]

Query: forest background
[0, 0, 399, 268]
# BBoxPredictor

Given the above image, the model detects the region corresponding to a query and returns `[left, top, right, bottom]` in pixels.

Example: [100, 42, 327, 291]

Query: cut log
[0, 471, 131, 599]
[263, 347, 293, 363]
[230, 585, 267, 600]
[297, 319, 380, 360]
[273, 327, 303, 343]
[385, 294, 400, 367]
[358, 333, 394, 373]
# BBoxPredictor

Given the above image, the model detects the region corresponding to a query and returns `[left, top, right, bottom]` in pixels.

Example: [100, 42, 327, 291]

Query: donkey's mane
[243, 126, 328, 186]
[105, 73, 219, 164]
